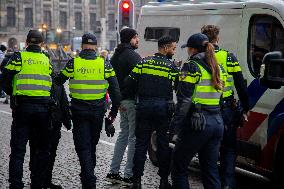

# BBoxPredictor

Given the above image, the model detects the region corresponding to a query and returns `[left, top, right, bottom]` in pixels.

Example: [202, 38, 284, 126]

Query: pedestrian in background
[0, 48, 14, 104]
[0, 44, 7, 64]
[106, 28, 141, 186]
[0, 44, 7, 98]
[170, 33, 227, 189]
[2, 30, 52, 189]
[55, 33, 121, 189]
[201, 25, 250, 189]
[125, 36, 178, 189]
[100, 49, 110, 62]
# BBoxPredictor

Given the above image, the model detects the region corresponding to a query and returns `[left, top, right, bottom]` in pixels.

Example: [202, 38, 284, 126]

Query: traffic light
[117, 0, 134, 31]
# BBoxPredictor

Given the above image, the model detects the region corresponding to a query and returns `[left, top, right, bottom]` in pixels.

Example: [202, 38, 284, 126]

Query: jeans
[72, 107, 105, 189]
[110, 100, 136, 178]
[9, 103, 50, 189]
[220, 106, 237, 189]
[171, 113, 224, 189]
[132, 99, 171, 179]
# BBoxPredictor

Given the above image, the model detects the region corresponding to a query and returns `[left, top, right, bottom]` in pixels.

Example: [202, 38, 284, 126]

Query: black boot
[43, 183, 63, 189]
[159, 178, 172, 189]
[131, 177, 142, 189]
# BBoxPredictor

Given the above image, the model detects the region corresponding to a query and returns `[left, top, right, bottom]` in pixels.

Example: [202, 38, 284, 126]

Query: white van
[137, 0, 284, 182]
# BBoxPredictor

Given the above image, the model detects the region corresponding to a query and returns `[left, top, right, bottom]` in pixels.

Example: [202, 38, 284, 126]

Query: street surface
[0, 99, 269, 189]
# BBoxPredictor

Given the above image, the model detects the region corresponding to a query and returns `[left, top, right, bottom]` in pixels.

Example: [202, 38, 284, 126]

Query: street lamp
[38, 23, 48, 43]
[56, 28, 62, 34]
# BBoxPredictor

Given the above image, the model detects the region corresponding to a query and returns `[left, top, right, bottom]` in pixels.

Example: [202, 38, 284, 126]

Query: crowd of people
[0, 25, 249, 189]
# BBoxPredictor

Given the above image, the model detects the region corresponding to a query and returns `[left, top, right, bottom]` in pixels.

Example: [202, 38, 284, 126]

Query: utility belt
[10, 95, 50, 109]
[188, 103, 221, 131]
[136, 96, 170, 103]
[192, 103, 221, 115]
[136, 96, 175, 118]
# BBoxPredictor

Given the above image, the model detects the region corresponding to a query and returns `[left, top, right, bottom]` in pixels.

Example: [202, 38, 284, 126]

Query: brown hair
[204, 42, 223, 90]
[201, 25, 220, 43]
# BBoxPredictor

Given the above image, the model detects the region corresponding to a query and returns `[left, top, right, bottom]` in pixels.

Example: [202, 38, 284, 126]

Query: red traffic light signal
[122, 2, 130, 11]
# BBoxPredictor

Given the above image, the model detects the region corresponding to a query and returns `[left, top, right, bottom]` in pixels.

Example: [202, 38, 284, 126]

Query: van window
[144, 27, 180, 42]
[248, 15, 284, 77]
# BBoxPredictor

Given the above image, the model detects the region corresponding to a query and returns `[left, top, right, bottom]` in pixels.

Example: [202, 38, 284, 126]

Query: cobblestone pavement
[0, 102, 203, 189]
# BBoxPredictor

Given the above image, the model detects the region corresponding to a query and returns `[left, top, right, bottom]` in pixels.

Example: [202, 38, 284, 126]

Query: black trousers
[9, 103, 50, 189]
[30, 121, 62, 186]
[132, 99, 171, 179]
[72, 107, 105, 189]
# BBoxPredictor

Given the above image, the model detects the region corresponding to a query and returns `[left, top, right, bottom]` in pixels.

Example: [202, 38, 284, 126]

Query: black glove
[105, 117, 115, 137]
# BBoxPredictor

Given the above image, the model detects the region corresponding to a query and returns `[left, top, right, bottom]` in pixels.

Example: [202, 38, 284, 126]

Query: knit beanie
[120, 28, 138, 43]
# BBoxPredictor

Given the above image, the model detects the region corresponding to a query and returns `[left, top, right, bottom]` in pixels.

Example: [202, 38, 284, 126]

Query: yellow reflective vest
[69, 57, 109, 100]
[12, 51, 52, 97]
[215, 49, 241, 98]
[192, 61, 227, 106]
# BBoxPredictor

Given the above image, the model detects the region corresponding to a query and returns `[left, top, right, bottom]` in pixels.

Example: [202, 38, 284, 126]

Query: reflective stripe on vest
[215, 50, 234, 98]
[69, 57, 108, 100]
[192, 62, 225, 106]
[13, 51, 51, 96]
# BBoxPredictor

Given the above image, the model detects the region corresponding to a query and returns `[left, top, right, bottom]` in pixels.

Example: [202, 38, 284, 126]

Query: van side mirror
[260, 51, 284, 89]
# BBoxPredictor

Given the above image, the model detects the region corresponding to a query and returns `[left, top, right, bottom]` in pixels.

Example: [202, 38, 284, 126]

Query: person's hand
[243, 111, 250, 122]
[105, 117, 115, 137]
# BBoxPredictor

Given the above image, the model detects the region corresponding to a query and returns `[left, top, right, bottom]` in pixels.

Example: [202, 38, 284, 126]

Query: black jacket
[124, 53, 178, 101]
[110, 43, 141, 100]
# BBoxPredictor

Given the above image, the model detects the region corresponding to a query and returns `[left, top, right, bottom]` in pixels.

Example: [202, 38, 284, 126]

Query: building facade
[0, 0, 151, 51]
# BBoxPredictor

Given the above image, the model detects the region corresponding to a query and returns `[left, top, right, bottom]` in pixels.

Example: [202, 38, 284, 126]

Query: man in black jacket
[106, 28, 141, 185]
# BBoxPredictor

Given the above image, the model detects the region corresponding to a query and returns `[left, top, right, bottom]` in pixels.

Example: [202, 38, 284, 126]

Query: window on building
[75, 0, 81, 3]
[60, 0, 67, 2]
[109, 40, 116, 51]
[144, 27, 180, 42]
[90, 13, 97, 32]
[24, 8, 33, 27]
[75, 12, 82, 30]
[44, 11, 52, 28]
[60, 11, 67, 29]
[109, 0, 115, 5]
[248, 15, 284, 78]
[7, 7, 16, 27]
[108, 14, 115, 31]
[90, 0, 96, 4]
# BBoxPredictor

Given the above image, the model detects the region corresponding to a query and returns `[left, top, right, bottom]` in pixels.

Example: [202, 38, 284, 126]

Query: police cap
[181, 33, 209, 50]
[82, 33, 97, 45]
[26, 30, 44, 44]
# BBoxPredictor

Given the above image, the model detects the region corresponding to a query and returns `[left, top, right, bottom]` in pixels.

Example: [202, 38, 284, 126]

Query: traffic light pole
[117, 0, 135, 31]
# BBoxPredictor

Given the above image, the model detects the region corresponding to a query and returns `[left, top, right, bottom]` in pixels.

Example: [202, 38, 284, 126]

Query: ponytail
[204, 42, 223, 90]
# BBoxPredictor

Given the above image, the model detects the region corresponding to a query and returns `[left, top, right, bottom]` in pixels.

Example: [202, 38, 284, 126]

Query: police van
[137, 0, 284, 183]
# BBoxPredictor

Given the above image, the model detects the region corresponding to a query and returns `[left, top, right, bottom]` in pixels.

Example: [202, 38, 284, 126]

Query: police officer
[201, 25, 250, 189]
[2, 30, 52, 189]
[55, 33, 121, 189]
[29, 79, 72, 189]
[125, 36, 178, 189]
[170, 33, 227, 189]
